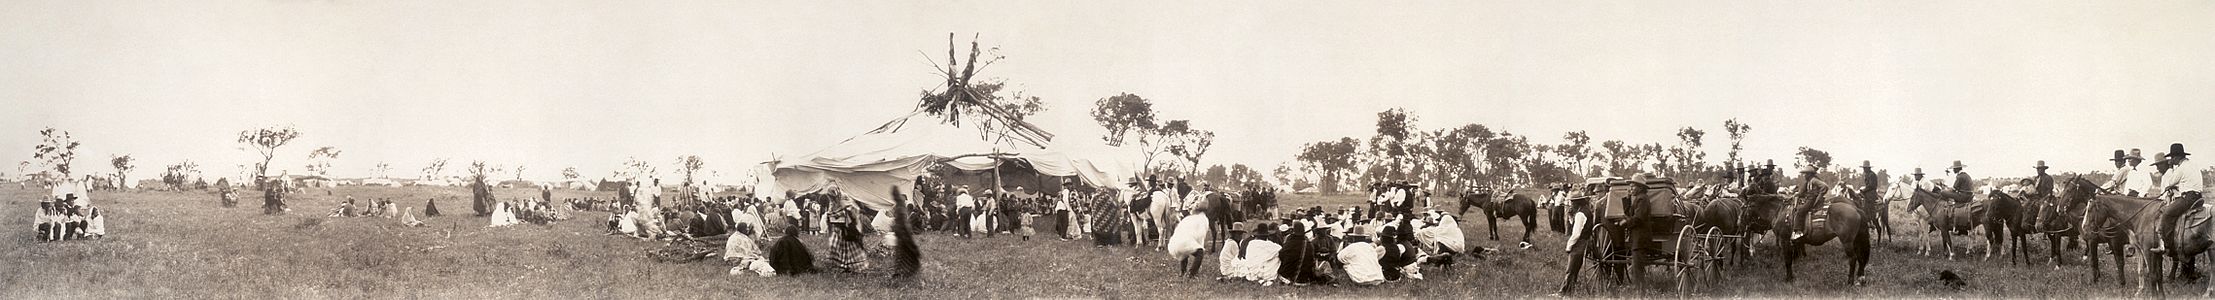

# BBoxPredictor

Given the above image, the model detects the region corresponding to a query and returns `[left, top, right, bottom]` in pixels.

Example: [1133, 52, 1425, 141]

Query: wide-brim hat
[1950, 161, 1966, 170]
[1912, 168, 1925, 176]
[1861, 160, 1873, 168]
[1765, 159, 1778, 167]
[1229, 222, 1248, 232]
[2112, 150, 2130, 162]
[2034, 160, 2048, 169]
[2169, 143, 2190, 158]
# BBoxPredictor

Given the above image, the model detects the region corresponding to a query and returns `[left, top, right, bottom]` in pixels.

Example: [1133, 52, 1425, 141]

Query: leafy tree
[236, 125, 302, 182]
[1227, 164, 1266, 189]
[32, 128, 82, 184]
[305, 146, 341, 178]
[1723, 119, 1752, 166]
[110, 154, 135, 189]
[1796, 146, 1834, 173]
[421, 158, 449, 180]
[1367, 108, 1418, 181]
[562, 167, 581, 180]
[1297, 137, 1361, 193]
[162, 160, 200, 190]
[1091, 93, 1177, 174]
[371, 162, 392, 179]
[1559, 131, 1593, 178]
[1160, 120, 1215, 175]
[918, 34, 1050, 147]
[1201, 165, 1230, 186]
[615, 157, 653, 181]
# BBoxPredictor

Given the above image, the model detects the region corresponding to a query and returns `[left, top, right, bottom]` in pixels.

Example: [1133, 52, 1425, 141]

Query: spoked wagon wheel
[1674, 225, 1700, 298]
[1703, 227, 1729, 289]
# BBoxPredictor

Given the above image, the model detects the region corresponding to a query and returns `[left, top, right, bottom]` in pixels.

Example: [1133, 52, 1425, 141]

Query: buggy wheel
[1675, 225, 1698, 297]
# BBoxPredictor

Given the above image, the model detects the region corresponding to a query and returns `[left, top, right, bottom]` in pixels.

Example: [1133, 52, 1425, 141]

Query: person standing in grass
[954, 186, 975, 238]
[1055, 181, 1076, 240]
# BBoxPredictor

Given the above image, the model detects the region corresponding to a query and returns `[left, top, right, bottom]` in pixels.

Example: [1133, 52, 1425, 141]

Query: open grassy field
[2, 185, 2204, 299]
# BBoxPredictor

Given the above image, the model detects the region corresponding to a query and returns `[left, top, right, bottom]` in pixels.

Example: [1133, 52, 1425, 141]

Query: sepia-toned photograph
[5, 1, 2214, 299]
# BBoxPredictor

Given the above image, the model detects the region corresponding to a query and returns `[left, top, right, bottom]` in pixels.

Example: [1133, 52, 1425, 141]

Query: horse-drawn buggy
[1559, 177, 1736, 296]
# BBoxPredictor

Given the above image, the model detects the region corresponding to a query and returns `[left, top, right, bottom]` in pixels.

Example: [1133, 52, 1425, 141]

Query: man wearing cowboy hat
[1859, 160, 1882, 201]
[1787, 164, 1829, 240]
[2030, 160, 2056, 202]
[2154, 143, 2206, 253]
[1944, 161, 1976, 205]
[2106, 149, 2141, 195]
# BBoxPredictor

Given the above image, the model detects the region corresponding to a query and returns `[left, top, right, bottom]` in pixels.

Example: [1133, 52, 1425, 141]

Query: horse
[1907, 187, 1997, 260]
[2075, 178, 2215, 296]
[2033, 177, 2093, 268]
[1985, 189, 2035, 265]
[1462, 188, 1538, 248]
[2072, 176, 2157, 287]
[1774, 185, 1873, 285]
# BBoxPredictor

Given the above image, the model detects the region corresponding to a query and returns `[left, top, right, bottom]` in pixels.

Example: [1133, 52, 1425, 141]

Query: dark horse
[1774, 185, 1872, 285]
[1986, 190, 2037, 265]
[2035, 178, 2092, 268]
[1462, 189, 1538, 247]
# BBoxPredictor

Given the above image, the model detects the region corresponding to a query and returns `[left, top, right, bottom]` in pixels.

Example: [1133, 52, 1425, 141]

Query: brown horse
[1986, 189, 2036, 265]
[1462, 189, 1538, 247]
[1775, 185, 1873, 285]
[2070, 175, 2215, 297]
[1907, 187, 1998, 260]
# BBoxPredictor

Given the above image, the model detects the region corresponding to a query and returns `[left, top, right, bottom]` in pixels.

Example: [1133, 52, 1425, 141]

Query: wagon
[1558, 177, 1733, 297]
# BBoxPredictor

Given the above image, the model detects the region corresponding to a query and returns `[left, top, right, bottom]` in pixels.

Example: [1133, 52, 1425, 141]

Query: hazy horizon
[5, 1, 2212, 184]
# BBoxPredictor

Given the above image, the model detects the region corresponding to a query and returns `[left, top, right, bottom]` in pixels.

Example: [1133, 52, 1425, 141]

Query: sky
[3, 1, 2212, 184]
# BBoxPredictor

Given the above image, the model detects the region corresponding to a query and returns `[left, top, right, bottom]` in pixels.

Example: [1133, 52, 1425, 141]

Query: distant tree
[110, 154, 135, 190]
[1796, 146, 1834, 173]
[1559, 131, 1592, 178]
[1297, 137, 1362, 193]
[305, 146, 341, 178]
[513, 165, 528, 181]
[236, 125, 302, 182]
[1597, 140, 1622, 177]
[1201, 165, 1230, 186]
[1675, 127, 1708, 178]
[1161, 120, 1215, 175]
[1723, 119, 1752, 166]
[616, 157, 653, 181]
[561, 167, 581, 180]
[162, 161, 200, 190]
[421, 158, 450, 180]
[674, 155, 705, 186]
[1227, 164, 1266, 189]
[1092, 93, 1171, 174]
[32, 128, 82, 184]
[371, 162, 391, 179]
[1367, 108, 1418, 181]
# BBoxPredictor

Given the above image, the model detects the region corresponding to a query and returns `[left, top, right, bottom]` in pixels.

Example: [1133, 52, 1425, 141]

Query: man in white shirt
[2105, 149, 2139, 195]
[2154, 144, 2204, 253]
[954, 186, 976, 238]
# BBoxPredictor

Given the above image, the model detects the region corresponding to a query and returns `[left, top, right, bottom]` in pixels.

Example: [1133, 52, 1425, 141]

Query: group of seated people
[491, 198, 568, 227]
[1173, 206, 1471, 287]
[329, 196, 403, 218]
[35, 196, 105, 242]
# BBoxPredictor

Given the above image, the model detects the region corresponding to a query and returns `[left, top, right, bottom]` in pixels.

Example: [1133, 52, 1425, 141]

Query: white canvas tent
[764, 111, 1136, 211]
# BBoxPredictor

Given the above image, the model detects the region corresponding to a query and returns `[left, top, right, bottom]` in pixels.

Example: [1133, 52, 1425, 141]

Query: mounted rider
[1789, 164, 1828, 239]
[1859, 160, 1881, 201]
[1939, 161, 1976, 205]
[2029, 160, 2055, 204]
[2104, 149, 2141, 196]
[2152, 143, 2206, 253]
